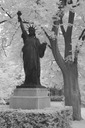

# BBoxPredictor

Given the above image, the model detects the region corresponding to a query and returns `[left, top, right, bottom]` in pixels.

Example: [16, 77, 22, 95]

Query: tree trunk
[43, 11, 81, 120]
[63, 62, 81, 120]
[59, 10, 81, 120]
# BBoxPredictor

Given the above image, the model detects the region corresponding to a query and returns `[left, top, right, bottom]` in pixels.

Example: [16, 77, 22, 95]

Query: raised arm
[17, 11, 27, 34]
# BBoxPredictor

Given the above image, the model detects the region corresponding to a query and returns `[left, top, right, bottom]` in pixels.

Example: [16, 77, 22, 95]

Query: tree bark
[63, 61, 81, 120]
[59, 10, 81, 120]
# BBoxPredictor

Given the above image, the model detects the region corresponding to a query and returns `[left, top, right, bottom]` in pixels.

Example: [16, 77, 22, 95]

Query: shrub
[50, 96, 64, 102]
[0, 106, 72, 128]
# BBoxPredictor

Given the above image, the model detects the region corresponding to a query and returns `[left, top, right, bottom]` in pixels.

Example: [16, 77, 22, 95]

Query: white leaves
[65, 55, 73, 63]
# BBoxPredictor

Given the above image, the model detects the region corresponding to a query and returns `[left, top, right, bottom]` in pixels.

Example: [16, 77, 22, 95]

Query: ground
[71, 108, 85, 128]
[51, 102, 85, 128]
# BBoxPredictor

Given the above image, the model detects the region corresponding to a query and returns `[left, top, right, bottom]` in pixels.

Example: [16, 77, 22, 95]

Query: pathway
[71, 108, 85, 128]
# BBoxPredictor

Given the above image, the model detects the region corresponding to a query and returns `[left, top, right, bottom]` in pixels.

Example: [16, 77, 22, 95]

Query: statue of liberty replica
[17, 11, 47, 88]
[10, 11, 50, 109]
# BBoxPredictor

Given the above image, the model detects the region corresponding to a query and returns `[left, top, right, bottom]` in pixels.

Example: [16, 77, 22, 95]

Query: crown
[29, 25, 35, 31]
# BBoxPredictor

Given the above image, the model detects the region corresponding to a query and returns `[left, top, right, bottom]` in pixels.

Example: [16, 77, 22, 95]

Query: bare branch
[41, 27, 52, 41]
[5, 25, 20, 47]
[60, 17, 66, 37]
[66, 10, 75, 36]
[1, 42, 7, 57]
[0, 4, 12, 18]
[0, 13, 17, 25]
[79, 29, 85, 40]
[41, 22, 66, 73]
[63, 11, 75, 58]
[47, 44, 52, 49]
[0, 4, 18, 25]
[0, 12, 18, 25]
[0, 20, 7, 24]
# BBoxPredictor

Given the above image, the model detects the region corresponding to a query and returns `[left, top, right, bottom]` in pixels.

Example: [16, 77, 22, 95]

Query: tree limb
[52, 16, 59, 35]
[66, 11, 75, 36]
[41, 27, 52, 41]
[0, 4, 12, 18]
[5, 25, 20, 47]
[0, 5, 18, 25]
[42, 24, 66, 74]
[60, 17, 66, 37]
[64, 11, 75, 58]
[50, 38, 66, 74]
[0, 20, 7, 24]
[47, 44, 52, 49]
[1, 42, 7, 57]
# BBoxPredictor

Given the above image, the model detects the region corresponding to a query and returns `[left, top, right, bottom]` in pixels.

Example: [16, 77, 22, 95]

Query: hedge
[0, 106, 72, 128]
[50, 96, 64, 102]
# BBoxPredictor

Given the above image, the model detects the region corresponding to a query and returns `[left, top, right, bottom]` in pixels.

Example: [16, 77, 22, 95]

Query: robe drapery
[22, 31, 46, 87]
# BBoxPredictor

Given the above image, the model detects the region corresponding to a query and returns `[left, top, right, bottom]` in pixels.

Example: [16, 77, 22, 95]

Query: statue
[17, 11, 47, 88]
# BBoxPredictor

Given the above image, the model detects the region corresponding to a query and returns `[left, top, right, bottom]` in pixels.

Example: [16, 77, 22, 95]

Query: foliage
[0, 0, 63, 98]
[50, 96, 64, 102]
[0, 106, 72, 128]
[0, 0, 85, 101]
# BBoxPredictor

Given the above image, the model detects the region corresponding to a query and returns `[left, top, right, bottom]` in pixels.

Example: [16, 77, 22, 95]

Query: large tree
[41, 0, 85, 120]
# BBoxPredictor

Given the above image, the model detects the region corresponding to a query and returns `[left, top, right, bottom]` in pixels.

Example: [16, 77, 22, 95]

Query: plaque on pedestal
[10, 88, 50, 109]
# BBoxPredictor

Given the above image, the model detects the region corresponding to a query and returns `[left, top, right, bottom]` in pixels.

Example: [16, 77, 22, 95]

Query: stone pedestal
[10, 88, 50, 109]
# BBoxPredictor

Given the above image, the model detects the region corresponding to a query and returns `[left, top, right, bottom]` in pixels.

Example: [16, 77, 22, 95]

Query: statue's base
[16, 84, 46, 88]
[10, 88, 50, 109]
